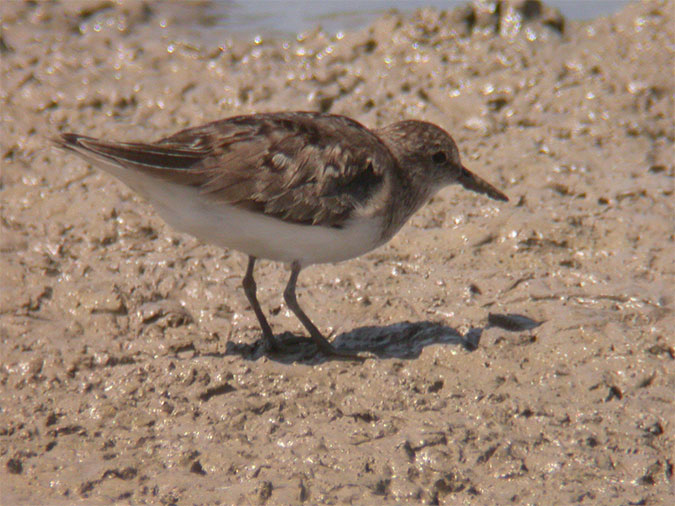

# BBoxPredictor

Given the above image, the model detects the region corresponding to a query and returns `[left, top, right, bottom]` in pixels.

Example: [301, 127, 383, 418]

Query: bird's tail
[53, 133, 205, 172]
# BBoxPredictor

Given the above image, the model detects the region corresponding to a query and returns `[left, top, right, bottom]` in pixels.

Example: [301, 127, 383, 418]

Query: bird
[55, 111, 508, 358]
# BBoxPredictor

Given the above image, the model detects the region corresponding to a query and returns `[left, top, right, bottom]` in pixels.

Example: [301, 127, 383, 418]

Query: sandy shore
[1, 0, 673, 503]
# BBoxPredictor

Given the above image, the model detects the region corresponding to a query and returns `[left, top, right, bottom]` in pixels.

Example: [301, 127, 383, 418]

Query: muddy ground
[1, 1, 673, 504]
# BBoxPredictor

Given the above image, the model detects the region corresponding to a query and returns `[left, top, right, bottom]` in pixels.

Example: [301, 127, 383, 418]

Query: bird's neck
[380, 166, 439, 240]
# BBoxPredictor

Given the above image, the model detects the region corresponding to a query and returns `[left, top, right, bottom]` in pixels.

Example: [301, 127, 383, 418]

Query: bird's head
[376, 120, 508, 202]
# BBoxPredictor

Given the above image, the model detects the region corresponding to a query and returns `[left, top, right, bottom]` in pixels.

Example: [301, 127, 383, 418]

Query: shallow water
[210, 0, 633, 36]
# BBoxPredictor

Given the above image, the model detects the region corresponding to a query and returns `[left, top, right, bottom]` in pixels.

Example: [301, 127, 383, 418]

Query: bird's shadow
[224, 321, 483, 365]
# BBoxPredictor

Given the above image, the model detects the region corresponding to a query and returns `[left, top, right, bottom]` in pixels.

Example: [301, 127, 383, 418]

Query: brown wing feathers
[57, 112, 391, 227]
[57, 133, 208, 170]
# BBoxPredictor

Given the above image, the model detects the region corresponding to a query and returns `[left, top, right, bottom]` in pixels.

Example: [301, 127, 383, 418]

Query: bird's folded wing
[64, 113, 394, 227]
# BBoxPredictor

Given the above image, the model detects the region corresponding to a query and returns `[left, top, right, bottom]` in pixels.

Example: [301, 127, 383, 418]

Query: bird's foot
[307, 332, 375, 361]
[263, 332, 373, 361]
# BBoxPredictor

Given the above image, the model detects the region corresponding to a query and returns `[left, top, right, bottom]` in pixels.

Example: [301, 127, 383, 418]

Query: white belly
[155, 185, 384, 265]
[97, 162, 386, 266]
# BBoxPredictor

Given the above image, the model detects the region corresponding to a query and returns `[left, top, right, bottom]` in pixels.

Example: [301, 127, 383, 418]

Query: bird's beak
[457, 165, 509, 202]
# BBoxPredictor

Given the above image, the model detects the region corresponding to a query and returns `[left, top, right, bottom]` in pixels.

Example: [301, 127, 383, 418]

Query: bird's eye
[432, 151, 447, 164]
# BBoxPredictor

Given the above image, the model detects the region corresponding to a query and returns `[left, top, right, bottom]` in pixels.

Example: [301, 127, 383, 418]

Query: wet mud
[1, 1, 673, 503]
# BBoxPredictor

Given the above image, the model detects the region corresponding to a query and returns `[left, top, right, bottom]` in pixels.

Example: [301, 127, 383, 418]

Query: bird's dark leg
[284, 261, 365, 359]
[242, 256, 278, 351]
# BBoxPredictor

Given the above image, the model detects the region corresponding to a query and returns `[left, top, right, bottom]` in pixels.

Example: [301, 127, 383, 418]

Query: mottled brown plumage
[56, 111, 508, 358]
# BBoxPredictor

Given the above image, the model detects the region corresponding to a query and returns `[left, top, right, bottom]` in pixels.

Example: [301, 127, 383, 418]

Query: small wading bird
[56, 111, 508, 359]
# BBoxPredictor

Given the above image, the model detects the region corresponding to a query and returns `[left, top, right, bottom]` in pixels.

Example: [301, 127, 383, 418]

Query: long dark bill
[457, 165, 509, 202]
